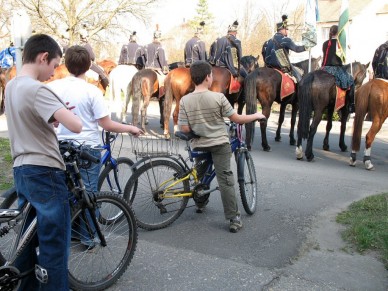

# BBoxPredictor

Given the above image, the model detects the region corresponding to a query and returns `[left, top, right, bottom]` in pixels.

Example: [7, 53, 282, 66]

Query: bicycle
[123, 121, 259, 230]
[0, 141, 138, 291]
[97, 129, 136, 195]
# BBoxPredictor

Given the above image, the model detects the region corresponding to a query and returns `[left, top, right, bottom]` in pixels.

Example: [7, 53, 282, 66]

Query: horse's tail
[163, 74, 173, 133]
[297, 73, 314, 139]
[244, 69, 259, 148]
[131, 74, 142, 125]
[351, 82, 370, 152]
[124, 79, 133, 114]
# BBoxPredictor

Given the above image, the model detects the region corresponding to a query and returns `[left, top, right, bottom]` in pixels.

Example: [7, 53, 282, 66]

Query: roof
[318, 0, 374, 23]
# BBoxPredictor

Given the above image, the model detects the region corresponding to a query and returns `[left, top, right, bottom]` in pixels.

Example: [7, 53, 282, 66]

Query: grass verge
[336, 193, 388, 269]
[0, 137, 13, 190]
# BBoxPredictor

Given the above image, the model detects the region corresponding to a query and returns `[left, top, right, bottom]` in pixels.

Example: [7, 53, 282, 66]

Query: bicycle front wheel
[69, 192, 137, 291]
[0, 187, 18, 264]
[124, 159, 190, 230]
[237, 150, 258, 215]
[98, 157, 135, 195]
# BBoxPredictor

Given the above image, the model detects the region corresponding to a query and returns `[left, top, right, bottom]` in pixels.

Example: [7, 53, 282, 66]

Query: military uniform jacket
[144, 41, 168, 71]
[211, 34, 242, 76]
[184, 37, 207, 66]
[264, 33, 305, 70]
[372, 41, 388, 79]
[119, 42, 143, 65]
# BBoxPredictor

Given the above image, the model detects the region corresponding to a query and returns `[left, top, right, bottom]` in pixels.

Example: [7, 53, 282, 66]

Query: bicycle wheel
[237, 150, 258, 215]
[68, 191, 137, 291]
[0, 187, 18, 263]
[124, 159, 190, 230]
[98, 157, 135, 195]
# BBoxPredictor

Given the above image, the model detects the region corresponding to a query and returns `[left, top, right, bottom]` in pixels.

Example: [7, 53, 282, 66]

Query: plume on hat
[228, 20, 239, 32]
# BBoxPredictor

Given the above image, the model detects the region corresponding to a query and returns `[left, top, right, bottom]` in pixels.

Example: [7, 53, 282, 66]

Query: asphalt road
[1, 101, 387, 290]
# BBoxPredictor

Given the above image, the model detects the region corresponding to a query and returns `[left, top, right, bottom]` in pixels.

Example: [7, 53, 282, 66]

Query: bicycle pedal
[35, 264, 48, 284]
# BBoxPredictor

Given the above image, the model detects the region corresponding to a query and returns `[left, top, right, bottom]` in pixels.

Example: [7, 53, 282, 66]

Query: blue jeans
[79, 147, 102, 192]
[14, 165, 71, 291]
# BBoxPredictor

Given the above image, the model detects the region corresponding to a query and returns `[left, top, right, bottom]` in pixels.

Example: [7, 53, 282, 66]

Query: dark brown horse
[350, 79, 388, 170]
[0, 66, 16, 114]
[244, 57, 321, 151]
[296, 61, 369, 161]
[162, 55, 259, 137]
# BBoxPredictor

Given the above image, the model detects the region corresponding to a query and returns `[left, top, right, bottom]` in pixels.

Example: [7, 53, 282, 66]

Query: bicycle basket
[130, 134, 180, 157]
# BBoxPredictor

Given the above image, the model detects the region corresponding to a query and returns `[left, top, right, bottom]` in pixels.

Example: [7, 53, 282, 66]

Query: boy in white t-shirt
[48, 45, 143, 192]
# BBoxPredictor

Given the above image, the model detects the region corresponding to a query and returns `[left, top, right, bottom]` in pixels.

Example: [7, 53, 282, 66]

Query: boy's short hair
[65, 45, 91, 76]
[190, 61, 212, 85]
[23, 34, 62, 64]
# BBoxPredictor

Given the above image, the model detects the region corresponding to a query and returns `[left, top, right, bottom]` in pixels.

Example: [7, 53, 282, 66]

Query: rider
[371, 40, 388, 80]
[5, 34, 82, 290]
[79, 28, 110, 90]
[118, 31, 144, 69]
[321, 25, 355, 113]
[0, 41, 16, 71]
[178, 60, 265, 233]
[143, 25, 169, 74]
[184, 21, 207, 67]
[263, 15, 308, 82]
[208, 20, 242, 79]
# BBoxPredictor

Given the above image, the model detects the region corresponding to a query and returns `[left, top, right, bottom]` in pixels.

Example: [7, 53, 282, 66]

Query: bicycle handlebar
[59, 141, 100, 164]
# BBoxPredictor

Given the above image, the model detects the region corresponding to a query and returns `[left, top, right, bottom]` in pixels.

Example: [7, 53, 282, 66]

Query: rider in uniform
[184, 21, 207, 67]
[118, 31, 144, 69]
[321, 25, 355, 113]
[263, 15, 307, 82]
[209, 20, 242, 79]
[143, 25, 169, 74]
[372, 40, 388, 80]
[79, 28, 110, 90]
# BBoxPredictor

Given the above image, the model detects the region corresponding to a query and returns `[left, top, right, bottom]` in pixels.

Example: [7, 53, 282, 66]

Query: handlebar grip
[79, 149, 100, 164]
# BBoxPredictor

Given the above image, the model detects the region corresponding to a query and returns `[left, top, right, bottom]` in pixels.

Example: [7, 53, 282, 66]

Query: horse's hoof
[295, 146, 303, 160]
[262, 146, 271, 152]
[290, 139, 296, 146]
[323, 145, 330, 151]
[275, 136, 281, 142]
[340, 146, 348, 152]
[247, 146, 251, 151]
[364, 160, 375, 171]
[306, 155, 314, 162]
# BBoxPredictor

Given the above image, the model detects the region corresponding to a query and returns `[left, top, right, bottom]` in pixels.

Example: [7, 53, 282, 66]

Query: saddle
[274, 69, 295, 100]
[335, 87, 347, 111]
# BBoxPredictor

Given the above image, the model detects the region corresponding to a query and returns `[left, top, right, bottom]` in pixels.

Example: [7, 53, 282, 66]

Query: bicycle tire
[98, 157, 136, 195]
[0, 186, 17, 208]
[123, 159, 190, 230]
[237, 150, 258, 215]
[68, 191, 137, 291]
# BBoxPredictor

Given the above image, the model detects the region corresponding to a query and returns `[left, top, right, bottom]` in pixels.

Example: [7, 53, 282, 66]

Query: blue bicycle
[123, 122, 259, 230]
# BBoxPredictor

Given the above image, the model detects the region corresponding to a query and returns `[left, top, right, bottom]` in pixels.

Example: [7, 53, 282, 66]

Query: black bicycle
[0, 141, 137, 291]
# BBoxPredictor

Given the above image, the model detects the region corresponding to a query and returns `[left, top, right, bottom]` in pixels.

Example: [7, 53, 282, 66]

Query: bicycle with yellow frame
[124, 121, 260, 230]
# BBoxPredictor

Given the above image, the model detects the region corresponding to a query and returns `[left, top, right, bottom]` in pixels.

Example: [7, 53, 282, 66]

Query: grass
[0, 137, 13, 190]
[336, 193, 388, 269]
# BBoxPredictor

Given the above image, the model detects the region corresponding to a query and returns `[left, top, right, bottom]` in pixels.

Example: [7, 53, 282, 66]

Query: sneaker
[229, 215, 243, 233]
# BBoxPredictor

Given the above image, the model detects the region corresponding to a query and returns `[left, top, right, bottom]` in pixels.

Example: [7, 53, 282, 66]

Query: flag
[336, 0, 349, 63]
[305, 0, 319, 28]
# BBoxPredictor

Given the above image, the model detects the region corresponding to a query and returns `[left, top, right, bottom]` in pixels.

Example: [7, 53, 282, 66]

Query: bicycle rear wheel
[124, 159, 190, 230]
[98, 157, 136, 195]
[0, 187, 18, 264]
[237, 150, 258, 215]
[69, 191, 137, 291]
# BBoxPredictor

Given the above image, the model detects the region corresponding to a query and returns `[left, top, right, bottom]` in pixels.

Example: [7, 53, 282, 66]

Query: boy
[178, 60, 265, 233]
[5, 34, 82, 290]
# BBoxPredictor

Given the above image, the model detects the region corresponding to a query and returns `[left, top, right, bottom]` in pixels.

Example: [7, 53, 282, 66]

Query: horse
[349, 79, 388, 170]
[0, 66, 17, 114]
[296, 61, 369, 161]
[97, 59, 117, 75]
[108, 64, 138, 121]
[244, 57, 321, 151]
[162, 55, 259, 137]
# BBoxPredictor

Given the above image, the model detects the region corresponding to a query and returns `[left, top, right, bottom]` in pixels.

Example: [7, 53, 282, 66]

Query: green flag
[336, 0, 349, 63]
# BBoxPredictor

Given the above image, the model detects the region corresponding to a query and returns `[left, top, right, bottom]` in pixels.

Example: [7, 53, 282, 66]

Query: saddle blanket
[229, 75, 241, 94]
[274, 69, 295, 100]
[335, 86, 346, 111]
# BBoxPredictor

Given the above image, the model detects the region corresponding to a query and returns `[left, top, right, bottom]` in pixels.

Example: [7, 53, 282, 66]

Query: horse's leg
[237, 89, 245, 115]
[172, 101, 180, 133]
[305, 110, 323, 161]
[159, 96, 165, 128]
[363, 118, 384, 170]
[289, 101, 298, 146]
[275, 103, 286, 142]
[140, 96, 150, 132]
[261, 105, 271, 152]
[323, 107, 334, 151]
[338, 107, 349, 152]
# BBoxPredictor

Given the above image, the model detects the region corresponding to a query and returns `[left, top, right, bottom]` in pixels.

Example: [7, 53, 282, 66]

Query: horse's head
[293, 56, 321, 75]
[240, 55, 259, 74]
[348, 61, 369, 89]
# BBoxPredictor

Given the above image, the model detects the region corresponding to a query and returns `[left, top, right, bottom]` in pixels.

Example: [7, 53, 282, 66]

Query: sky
[128, 0, 304, 44]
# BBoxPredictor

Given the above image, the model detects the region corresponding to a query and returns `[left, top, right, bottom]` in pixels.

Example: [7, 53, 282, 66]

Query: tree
[12, 0, 159, 57]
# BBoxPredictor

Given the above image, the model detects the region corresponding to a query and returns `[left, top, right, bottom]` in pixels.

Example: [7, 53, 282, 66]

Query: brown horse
[296, 61, 369, 161]
[350, 79, 388, 170]
[244, 57, 321, 151]
[162, 55, 259, 137]
[0, 66, 16, 114]
[97, 59, 117, 75]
